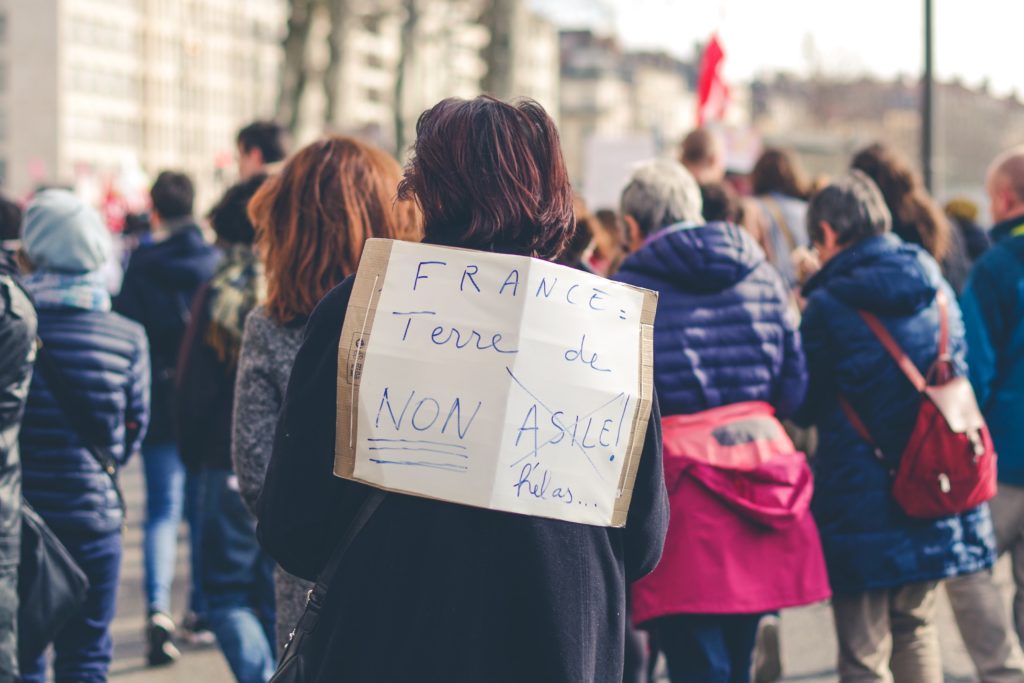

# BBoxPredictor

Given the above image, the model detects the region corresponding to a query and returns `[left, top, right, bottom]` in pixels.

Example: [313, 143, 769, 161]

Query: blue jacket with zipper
[799, 233, 994, 594]
[960, 216, 1024, 486]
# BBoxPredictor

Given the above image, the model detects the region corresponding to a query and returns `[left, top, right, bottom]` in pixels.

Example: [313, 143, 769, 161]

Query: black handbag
[17, 502, 89, 664]
[270, 490, 386, 683]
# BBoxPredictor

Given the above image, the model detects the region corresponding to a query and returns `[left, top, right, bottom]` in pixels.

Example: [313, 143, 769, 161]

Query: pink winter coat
[632, 401, 830, 624]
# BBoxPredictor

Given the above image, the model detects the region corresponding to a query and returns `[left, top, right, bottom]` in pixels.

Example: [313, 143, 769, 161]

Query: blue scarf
[23, 271, 111, 312]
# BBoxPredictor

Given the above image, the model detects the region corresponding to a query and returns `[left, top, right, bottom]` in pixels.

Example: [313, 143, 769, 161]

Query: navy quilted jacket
[798, 233, 994, 594]
[614, 222, 806, 418]
[20, 305, 150, 537]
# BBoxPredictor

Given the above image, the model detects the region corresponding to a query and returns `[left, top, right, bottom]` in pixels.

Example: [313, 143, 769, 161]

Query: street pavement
[105, 456, 1000, 682]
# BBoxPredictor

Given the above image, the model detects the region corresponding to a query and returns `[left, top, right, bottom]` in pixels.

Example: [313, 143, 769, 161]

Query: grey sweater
[231, 306, 311, 655]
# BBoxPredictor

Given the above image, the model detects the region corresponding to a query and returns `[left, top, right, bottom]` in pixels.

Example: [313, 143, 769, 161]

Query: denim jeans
[142, 441, 205, 616]
[653, 613, 763, 683]
[21, 533, 121, 683]
[202, 469, 276, 683]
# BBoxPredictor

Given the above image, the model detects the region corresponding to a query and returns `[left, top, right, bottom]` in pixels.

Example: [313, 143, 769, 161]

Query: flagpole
[922, 0, 934, 191]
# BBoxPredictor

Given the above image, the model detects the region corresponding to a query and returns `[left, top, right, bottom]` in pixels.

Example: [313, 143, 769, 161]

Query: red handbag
[839, 291, 997, 519]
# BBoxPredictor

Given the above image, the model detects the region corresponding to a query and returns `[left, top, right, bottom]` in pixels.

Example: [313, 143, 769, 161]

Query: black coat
[114, 224, 219, 443]
[257, 276, 669, 683]
[0, 276, 35, 564]
[175, 282, 233, 471]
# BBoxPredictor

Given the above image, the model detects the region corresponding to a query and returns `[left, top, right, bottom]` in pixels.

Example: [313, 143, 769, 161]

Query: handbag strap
[838, 290, 950, 465]
[34, 341, 126, 517]
[294, 489, 387, 635]
[855, 290, 949, 393]
[762, 196, 797, 253]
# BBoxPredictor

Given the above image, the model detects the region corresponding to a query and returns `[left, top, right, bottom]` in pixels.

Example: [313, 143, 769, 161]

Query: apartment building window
[0, 13, 7, 45]
[0, 158, 6, 187]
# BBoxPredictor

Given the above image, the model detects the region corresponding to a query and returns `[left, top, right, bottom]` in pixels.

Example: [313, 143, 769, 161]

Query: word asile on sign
[334, 239, 657, 527]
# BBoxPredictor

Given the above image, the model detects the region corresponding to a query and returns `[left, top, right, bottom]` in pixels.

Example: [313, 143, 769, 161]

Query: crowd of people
[0, 95, 1023, 683]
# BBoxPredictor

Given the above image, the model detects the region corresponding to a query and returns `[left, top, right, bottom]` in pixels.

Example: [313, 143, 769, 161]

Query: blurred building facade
[751, 74, 1024, 203]
[1, 0, 282, 208]
[558, 30, 701, 197]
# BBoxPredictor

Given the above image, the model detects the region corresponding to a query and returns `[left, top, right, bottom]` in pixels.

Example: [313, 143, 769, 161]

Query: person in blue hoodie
[115, 171, 220, 665]
[19, 190, 150, 682]
[614, 159, 809, 683]
[797, 172, 995, 682]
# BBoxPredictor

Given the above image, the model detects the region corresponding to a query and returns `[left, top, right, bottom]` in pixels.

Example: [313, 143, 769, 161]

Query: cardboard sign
[334, 239, 657, 527]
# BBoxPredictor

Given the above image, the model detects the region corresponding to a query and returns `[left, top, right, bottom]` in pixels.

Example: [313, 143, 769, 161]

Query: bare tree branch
[277, 0, 316, 134]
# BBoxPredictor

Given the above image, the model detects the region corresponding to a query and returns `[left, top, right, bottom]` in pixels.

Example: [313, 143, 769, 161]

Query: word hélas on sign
[411, 260, 629, 321]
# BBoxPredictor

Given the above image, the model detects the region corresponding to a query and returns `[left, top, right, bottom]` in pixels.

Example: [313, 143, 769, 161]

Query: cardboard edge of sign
[333, 238, 658, 529]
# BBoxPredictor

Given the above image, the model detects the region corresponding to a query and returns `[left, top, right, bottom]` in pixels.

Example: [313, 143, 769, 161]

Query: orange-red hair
[249, 135, 422, 325]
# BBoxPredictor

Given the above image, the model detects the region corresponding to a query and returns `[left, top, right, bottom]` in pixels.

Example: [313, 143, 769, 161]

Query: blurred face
[987, 171, 1020, 224]
[237, 144, 264, 181]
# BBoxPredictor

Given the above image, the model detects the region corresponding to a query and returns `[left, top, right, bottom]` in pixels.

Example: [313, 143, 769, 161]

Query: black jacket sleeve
[623, 392, 668, 582]
[257, 278, 367, 581]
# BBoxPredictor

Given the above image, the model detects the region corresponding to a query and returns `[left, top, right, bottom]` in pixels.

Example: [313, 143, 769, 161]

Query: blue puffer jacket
[614, 222, 806, 417]
[20, 306, 150, 536]
[114, 223, 219, 443]
[960, 217, 1024, 485]
[799, 233, 994, 594]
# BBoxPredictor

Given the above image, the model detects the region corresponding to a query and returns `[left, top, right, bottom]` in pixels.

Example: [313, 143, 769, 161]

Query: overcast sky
[534, 0, 1022, 95]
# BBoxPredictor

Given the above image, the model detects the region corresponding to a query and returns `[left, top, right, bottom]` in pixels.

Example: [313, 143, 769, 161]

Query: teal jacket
[961, 216, 1024, 485]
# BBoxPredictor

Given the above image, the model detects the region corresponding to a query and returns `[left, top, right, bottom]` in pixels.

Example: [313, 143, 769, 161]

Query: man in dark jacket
[946, 147, 1024, 681]
[0, 263, 36, 680]
[115, 171, 220, 665]
[799, 172, 995, 681]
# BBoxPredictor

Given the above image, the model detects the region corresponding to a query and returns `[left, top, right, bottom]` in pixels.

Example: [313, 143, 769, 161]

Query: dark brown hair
[398, 96, 574, 260]
[249, 135, 422, 325]
[851, 143, 949, 261]
[751, 148, 809, 200]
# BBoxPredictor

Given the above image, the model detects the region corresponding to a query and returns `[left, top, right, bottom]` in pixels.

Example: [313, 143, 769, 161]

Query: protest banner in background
[334, 239, 657, 527]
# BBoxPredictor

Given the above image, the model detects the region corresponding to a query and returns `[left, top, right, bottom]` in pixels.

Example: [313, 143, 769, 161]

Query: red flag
[696, 34, 729, 126]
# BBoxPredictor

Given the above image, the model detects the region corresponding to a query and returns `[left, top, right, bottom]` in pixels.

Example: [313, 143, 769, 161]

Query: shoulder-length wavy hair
[851, 143, 949, 261]
[752, 148, 810, 200]
[248, 135, 422, 325]
[398, 96, 574, 260]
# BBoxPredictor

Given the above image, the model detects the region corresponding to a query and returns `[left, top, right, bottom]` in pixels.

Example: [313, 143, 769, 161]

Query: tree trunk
[394, 0, 419, 156]
[480, 0, 515, 99]
[323, 0, 352, 127]
[277, 0, 316, 134]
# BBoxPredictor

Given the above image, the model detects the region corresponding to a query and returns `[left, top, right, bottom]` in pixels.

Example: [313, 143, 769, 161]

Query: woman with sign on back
[231, 136, 422, 658]
[255, 97, 670, 682]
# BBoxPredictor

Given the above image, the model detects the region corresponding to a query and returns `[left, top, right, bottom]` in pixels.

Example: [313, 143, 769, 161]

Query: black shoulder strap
[296, 490, 386, 634]
[34, 341, 126, 517]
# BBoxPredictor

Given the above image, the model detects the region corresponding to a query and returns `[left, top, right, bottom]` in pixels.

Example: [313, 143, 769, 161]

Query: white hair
[620, 159, 704, 235]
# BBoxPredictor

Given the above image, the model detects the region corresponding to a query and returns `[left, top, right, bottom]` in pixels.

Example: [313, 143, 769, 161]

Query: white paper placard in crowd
[334, 239, 656, 527]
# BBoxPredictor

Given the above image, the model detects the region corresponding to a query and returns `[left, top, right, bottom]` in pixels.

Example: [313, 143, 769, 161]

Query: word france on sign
[334, 238, 657, 527]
